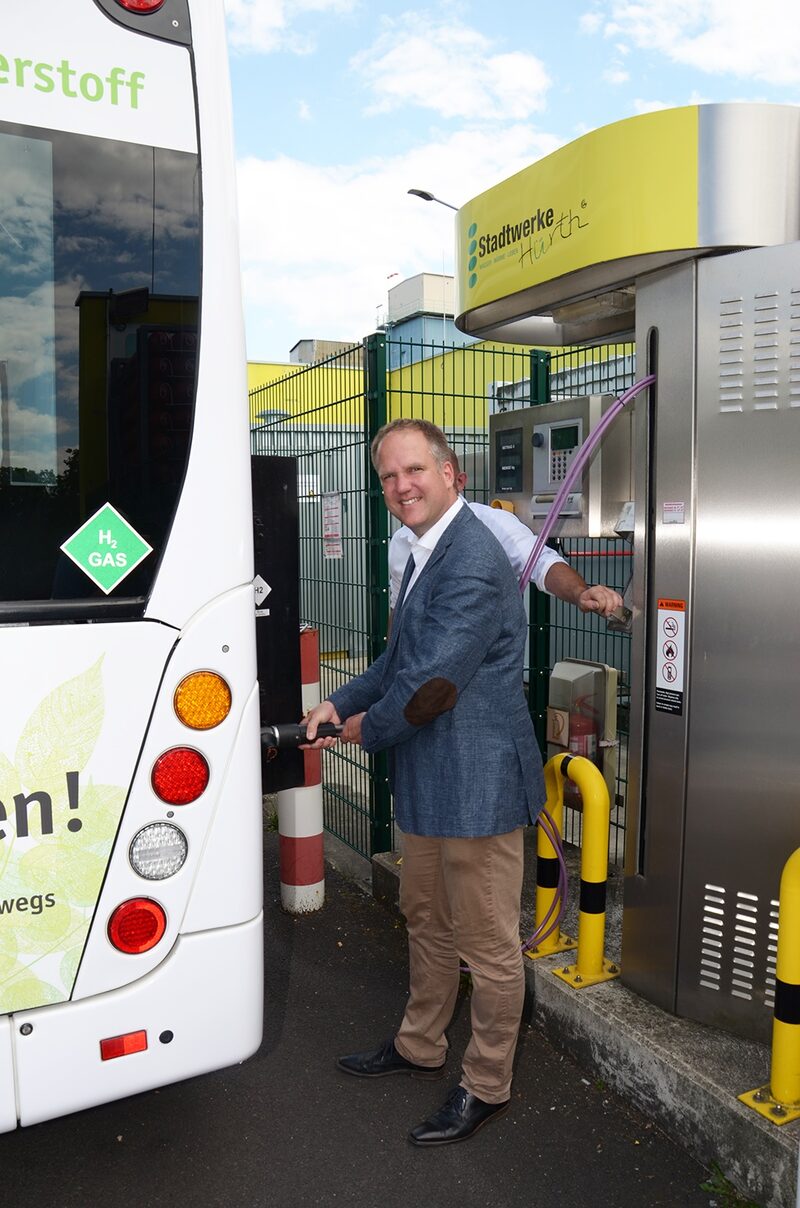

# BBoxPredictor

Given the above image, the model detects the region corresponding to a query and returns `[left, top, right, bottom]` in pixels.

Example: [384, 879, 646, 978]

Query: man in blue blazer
[304, 418, 608, 1146]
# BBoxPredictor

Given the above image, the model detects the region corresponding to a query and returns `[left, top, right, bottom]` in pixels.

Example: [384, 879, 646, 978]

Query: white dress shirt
[401, 496, 465, 602]
[389, 501, 567, 609]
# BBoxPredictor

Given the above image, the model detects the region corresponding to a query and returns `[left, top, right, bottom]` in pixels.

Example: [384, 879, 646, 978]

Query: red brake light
[114, 0, 165, 11]
[100, 1031, 148, 1060]
[108, 899, 167, 954]
[151, 748, 209, 805]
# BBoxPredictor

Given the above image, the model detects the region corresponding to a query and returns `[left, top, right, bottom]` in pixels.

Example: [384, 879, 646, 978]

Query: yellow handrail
[548, 753, 620, 989]
[525, 757, 576, 960]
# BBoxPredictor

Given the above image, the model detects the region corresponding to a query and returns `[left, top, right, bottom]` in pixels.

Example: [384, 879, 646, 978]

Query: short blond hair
[370, 418, 450, 471]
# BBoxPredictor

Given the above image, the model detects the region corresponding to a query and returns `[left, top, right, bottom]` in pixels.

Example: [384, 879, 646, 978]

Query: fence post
[276, 627, 325, 913]
[527, 344, 551, 752]
[364, 333, 392, 855]
[529, 348, 551, 405]
[529, 587, 550, 755]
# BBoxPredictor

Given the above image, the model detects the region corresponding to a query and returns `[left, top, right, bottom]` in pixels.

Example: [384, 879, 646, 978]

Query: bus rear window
[0, 122, 200, 612]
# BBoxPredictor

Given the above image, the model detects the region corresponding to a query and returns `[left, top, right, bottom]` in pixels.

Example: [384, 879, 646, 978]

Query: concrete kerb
[324, 829, 374, 894]
[370, 844, 800, 1208]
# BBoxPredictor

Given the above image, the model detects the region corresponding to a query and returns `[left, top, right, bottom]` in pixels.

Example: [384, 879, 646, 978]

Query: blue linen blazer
[329, 505, 545, 838]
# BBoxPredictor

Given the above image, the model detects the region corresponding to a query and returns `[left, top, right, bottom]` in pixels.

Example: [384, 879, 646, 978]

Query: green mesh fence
[250, 336, 635, 863]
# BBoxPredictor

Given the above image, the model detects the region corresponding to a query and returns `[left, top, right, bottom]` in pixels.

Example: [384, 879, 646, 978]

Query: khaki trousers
[394, 828, 525, 1103]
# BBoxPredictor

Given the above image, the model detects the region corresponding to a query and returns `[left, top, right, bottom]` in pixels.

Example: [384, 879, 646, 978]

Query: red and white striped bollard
[276, 628, 325, 913]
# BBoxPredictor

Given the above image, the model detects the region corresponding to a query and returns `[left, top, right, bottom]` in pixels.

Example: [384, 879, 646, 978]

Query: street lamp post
[407, 188, 458, 211]
[408, 189, 459, 343]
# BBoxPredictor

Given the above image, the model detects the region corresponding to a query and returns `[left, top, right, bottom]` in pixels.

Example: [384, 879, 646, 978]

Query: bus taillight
[151, 748, 209, 804]
[108, 899, 167, 954]
[130, 823, 188, 880]
[114, 0, 166, 12]
[174, 671, 232, 730]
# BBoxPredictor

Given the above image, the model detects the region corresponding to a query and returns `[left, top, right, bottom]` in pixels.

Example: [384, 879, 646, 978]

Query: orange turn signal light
[174, 671, 231, 730]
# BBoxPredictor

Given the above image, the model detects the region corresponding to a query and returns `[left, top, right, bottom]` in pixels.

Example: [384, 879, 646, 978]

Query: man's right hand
[301, 700, 342, 748]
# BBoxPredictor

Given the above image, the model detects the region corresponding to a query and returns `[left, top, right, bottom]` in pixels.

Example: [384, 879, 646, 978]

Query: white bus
[0, 0, 263, 1129]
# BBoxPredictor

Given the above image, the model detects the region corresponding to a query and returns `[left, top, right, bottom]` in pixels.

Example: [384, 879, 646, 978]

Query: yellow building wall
[386, 340, 540, 428]
[248, 361, 292, 391]
[249, 340, 628, 431]
[249, 359, 366, 427]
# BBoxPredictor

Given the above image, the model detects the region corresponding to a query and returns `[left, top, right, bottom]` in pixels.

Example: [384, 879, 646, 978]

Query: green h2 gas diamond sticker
[60, 503, 153, 595]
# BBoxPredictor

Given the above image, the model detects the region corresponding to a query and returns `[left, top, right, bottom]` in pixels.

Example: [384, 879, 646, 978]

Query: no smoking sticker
[656, 598, 685, 715]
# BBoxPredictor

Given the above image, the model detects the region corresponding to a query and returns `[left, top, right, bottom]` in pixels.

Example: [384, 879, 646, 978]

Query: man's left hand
[577, 584, 624, 617]
[341, 712, 365, 746]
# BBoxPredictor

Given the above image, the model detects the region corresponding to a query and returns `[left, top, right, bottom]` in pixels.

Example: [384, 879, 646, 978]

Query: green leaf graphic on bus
[0, 658, 126, 1014]
[15, 658, 104, 790]
[0, 753, 22, 824]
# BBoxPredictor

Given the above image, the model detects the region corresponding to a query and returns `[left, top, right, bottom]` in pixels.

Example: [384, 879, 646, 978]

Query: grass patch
[700, 1163, 761, 1207]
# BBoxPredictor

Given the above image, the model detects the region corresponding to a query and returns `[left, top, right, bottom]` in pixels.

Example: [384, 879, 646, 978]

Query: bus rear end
[0, 0, 263, 1129]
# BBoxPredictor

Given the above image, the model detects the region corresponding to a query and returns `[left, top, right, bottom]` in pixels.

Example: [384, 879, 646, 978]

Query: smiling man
[304, 417, 547, 1147]
[387, 446, 623, 618]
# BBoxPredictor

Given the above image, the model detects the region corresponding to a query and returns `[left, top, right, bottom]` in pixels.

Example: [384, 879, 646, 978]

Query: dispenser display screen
[551, 424, 579, 451]
[494, 426, 523, 493]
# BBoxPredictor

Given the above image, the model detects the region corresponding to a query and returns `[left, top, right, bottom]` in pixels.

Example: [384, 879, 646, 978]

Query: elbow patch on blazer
[403, 677, 458, 726]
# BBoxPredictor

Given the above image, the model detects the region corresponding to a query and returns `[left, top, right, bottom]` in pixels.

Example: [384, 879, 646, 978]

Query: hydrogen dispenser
[466, 102, 800, 1045]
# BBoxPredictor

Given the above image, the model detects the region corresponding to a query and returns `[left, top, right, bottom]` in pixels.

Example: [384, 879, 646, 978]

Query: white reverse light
[129, 823, 188, 881]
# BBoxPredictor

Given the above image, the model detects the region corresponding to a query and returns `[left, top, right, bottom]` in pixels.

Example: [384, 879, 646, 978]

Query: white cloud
[297, 100, 312, 120]
[224, 0, 357, 54]
[579, 12, 603, 34]
[236, 125, 561, 358]
[632, 87, 723, 115]
[594, 1, 800, 86]
[225, 0, 283, 53]
[631, 98, 673, 115]
[603, 67, 630, 85]
[351, 15, 551, 122]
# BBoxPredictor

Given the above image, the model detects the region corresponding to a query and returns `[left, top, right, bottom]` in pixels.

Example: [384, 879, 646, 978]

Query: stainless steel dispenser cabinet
[624, 244, 800, 1044]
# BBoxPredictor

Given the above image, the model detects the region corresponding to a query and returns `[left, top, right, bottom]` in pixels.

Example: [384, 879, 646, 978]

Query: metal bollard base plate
[738, 1085, 800, 1125]
[524, 933, 577, 962]
[551, 957, 621, 989]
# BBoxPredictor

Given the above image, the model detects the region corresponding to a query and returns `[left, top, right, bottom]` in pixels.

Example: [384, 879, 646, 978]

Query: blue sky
[224, 0, 800, 362]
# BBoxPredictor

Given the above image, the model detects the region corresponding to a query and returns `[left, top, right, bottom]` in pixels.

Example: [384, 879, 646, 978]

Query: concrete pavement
[370, 838, 797, 1208]
[0, 823, 722, 1208]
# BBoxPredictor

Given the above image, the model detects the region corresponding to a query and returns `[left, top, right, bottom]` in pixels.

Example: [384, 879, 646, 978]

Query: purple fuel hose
[518, 372, 656, 949]
[522, 805, 569, 950]
[518, 374, 655, 593]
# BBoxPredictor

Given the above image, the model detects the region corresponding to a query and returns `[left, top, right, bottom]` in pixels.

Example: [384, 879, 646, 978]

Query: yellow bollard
[550, 753, 620, 989]
[525, 757, 576, 960]
[739, 847, 800, 1124]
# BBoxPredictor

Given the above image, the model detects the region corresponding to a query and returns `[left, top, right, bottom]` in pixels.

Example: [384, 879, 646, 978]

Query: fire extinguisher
[564, 697, 599, 809]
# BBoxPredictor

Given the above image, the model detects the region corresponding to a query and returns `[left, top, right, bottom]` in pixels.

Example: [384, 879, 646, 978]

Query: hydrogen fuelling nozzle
[261, 722, 343, 748]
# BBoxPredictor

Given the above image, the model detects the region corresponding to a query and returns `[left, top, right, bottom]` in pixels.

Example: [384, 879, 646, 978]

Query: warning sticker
[655, 598, 685, 715]
[663, 501, 686, 525]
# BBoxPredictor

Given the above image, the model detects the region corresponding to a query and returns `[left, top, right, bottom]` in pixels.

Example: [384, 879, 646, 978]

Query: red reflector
[151, 748, 209, 805]
[108, 899, 167, 954]
[114, 0, 165, 12]
[100, 1030, 148, 1061]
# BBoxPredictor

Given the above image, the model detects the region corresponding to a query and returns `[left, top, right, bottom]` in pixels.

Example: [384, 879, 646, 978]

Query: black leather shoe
[337, 1038, 445, 1079]
[408, 1085, 510, 1146]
